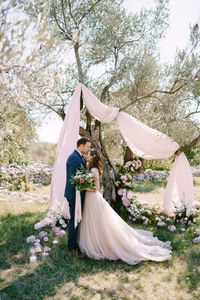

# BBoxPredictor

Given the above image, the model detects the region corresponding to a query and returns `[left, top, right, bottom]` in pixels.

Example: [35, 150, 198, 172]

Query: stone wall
[0, 163, 53, 188]
[0, 163, 200, 189]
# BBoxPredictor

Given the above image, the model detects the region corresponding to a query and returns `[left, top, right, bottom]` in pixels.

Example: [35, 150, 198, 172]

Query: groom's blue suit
[64, 150, 86, 251]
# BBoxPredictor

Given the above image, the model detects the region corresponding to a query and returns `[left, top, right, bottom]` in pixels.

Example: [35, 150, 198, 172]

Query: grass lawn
[0, 183, 200, 299]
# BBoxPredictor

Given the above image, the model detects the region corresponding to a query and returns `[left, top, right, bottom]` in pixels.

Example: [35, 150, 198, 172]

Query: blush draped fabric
[34, 83, 193, 229]
[163, 152, 194, 215]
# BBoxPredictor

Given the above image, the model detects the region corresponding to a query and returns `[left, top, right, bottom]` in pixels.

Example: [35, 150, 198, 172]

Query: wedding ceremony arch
[35, 83, 194, 229]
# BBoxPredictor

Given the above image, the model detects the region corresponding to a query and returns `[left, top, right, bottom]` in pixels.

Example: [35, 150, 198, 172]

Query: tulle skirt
[78, 191, 171, 265]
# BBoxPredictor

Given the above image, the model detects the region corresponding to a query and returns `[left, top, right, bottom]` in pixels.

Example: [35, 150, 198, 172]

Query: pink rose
[118, 189, 123, 196]
[43, 237, 49, 242]
[122, 196, 130, 207]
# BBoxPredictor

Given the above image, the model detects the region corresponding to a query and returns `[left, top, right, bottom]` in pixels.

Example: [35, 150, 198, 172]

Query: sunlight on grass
[193, 177, 200, 186]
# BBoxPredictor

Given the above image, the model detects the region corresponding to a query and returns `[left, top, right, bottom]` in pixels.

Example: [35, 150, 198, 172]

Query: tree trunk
[73, 40, 121, 212]
[124, 146, 134, 163]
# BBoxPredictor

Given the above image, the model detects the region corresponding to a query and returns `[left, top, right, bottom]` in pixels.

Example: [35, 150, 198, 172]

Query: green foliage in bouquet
[70, 165, 96, 191]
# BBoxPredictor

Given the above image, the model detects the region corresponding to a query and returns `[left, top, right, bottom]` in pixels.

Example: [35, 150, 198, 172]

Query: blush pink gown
[78, 168, 171, 265]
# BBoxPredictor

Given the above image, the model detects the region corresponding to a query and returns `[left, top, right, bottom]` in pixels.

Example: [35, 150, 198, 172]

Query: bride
[78, 149, 172, 265]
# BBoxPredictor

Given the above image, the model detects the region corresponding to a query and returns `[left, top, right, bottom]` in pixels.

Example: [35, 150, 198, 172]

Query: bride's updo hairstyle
[88, 149, 103, 176]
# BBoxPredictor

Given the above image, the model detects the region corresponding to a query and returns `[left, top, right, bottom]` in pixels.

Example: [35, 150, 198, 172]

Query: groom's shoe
[69, 248, 84, 258]
[77, 249, 84, 257]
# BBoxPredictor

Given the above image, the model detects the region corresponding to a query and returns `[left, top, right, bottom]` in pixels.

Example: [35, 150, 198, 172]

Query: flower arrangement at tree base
[114, 160, 198, 233]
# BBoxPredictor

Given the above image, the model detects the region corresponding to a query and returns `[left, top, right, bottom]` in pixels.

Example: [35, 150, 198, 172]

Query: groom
[64, 137, 91, 253]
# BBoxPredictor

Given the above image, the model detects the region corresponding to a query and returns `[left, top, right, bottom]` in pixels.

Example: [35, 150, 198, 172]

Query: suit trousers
[67, 193, 85, 251]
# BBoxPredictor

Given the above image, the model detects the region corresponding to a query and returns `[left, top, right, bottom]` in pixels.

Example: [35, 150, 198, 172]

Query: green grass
[133, 176, 200, 193]
[0, 185, 200, 299]
[133, 181, 167, 192]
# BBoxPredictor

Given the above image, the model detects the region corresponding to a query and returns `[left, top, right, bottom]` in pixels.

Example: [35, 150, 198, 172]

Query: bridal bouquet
[70, 165, 96, 191]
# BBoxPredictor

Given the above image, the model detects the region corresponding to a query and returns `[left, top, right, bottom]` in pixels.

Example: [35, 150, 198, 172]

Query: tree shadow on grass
[0, 213, 173, 300]
[155, 225, 200, 293]
[0, 212, 47, 271]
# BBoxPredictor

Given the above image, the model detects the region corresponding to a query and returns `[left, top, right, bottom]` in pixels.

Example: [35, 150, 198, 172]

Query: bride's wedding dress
[78, 168, 171, 265]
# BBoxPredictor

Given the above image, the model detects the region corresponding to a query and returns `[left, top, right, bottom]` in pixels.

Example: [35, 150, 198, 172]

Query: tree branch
[74, 42, 84, 83]
[51, 1, 71, 40]
[175, 134, 200, 155]
[120, 84, 186, 111]
[78, 0, 102, 25]
[67, 0, 79, 29]
[185, 110, 200, 118]
[61, 0, 73, 37]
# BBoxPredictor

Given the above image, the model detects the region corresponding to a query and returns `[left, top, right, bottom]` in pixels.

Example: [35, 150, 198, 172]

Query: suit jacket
[64, 150, 86, 202]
